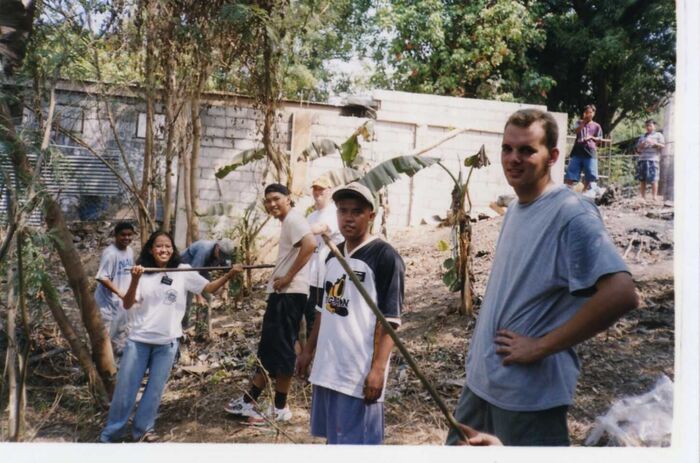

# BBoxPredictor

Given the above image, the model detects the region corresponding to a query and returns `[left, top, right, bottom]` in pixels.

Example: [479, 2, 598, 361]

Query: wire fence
[564, 136, 642, 196]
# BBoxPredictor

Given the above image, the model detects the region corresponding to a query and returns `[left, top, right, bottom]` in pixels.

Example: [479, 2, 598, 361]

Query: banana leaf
[215, 148, 266, 179]
[358, 155, 440, 193]
[464, 144, 490, 168]
[296, 139, 340, 162]
[316, 167, 363, 187]
[340, 120, 374, 168]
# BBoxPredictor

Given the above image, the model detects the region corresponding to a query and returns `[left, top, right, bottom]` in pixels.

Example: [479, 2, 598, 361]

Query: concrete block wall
[33, 83, 567, 244]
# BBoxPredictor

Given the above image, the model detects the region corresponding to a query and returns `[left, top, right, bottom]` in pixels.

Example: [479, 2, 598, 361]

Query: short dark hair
[584, 104, 596, 113]
[504, 109, 559, 152]
[114, 222, 135, 235]
[645, 119, 656, 125]
[137, 230, 181, 269]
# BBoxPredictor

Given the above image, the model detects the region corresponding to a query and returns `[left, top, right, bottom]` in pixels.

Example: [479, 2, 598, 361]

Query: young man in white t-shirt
[95, 222, 135, 360]
[303, 176, 342, 340]
[296, 182, 405, 444]
[225, 183, 316, 422]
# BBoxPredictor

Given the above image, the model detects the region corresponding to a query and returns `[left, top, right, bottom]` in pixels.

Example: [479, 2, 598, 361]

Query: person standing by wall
[635, 119, 665, 202]
[564, 104, 604, 196]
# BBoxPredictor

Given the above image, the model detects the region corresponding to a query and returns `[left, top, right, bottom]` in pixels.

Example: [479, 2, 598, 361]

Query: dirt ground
[3, 194, 674, 446]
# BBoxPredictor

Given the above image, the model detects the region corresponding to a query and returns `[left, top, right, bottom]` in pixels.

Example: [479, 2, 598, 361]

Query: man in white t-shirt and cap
[225, 183, 316, 423]
[303, 175, 343, 340]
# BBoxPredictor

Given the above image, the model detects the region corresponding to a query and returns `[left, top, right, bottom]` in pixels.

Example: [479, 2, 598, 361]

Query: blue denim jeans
[565, 154, 598, 183]
[100, 338, 179, 442]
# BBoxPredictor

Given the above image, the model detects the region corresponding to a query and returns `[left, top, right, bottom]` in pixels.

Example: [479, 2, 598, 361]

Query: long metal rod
[125, 264, 275, 273]
[321, 234, 468, 443]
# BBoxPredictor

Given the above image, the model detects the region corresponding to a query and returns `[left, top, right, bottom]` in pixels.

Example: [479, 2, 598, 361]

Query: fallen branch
[29, 348, 69, 366]
[322, 234, 468, 443]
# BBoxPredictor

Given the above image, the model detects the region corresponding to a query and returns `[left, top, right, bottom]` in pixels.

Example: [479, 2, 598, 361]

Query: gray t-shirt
[465, 185, 628, 411]
[636, 131, 665, 162]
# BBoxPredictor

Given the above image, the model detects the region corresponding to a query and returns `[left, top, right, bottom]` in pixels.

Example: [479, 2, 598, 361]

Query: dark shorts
[303, 286, 324, 337]
[257, 293, 306, 377]
[635, 159, 659, 182]
[310, 385, 384, 444]
[446, 385, 570, 446]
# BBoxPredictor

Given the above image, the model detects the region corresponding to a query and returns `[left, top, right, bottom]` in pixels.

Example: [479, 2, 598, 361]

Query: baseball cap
[311, 176, 333, 189]
[332, 182, 375, 211]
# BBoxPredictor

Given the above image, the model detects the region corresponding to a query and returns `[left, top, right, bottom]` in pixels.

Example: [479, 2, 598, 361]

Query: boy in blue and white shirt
[635, 119, 665, 201]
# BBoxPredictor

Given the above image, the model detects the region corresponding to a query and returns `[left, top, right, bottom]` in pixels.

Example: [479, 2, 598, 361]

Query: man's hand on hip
[495, 329, 547, 365]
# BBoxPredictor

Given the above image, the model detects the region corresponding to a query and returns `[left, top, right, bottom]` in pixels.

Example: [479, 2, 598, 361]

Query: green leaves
[358, 155, 440, 193]
[214, 148, 266, 179]
[340, 120, 374, 168]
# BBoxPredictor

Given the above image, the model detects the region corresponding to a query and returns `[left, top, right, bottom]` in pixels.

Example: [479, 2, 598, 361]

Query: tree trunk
[42, 193, 117, 393]
[140, 2, 157, 243]
[5, 245, 19, 441]
[188, 67, 209, 244]
[261, 32, 286, 181]
[458, 217, 474, 316]
[162, 53, 178, 233]
[16, 231, 29, 440]
[41, 277, 109, 407]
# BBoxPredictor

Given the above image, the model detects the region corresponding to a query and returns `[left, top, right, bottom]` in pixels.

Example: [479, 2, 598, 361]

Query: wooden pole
[125, 264, 275, 273]
[321, 235, 468, 443]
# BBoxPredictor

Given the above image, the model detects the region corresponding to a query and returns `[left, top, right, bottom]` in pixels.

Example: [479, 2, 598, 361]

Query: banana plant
[436, 145, 490, 316]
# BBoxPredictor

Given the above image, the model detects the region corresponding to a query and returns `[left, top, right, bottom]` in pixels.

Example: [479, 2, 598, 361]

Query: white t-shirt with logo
[95, 244, 134, 321]
[128, 264, 208, 344]
[266, 208, 313, 295]
[307, 204, 342, 289]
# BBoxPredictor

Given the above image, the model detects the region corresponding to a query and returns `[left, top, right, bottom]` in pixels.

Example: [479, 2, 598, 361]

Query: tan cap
[332, 182, 375, 211]
[311, 176, 333, 189]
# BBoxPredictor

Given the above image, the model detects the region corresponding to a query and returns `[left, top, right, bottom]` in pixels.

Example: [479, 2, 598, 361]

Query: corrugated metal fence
[0, 144, 122, 226]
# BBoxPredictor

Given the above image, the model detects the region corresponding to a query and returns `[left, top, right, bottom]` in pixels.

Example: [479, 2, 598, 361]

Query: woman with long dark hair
[100, 231, 241, 442]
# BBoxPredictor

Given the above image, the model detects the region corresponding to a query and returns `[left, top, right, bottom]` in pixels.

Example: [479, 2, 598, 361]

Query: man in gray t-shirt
[447, 109, 638, 446]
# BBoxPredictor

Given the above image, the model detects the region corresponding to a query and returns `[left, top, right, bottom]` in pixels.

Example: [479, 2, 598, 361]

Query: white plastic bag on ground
[585, 374, 673, 447]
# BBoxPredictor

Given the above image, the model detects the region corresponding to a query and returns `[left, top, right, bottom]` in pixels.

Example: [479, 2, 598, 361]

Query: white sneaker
[224, 396, 257, 417]
[247, 405, 293, 425]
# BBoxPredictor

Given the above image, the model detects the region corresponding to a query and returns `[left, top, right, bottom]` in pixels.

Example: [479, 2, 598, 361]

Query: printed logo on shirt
[325, 274, 349, 316]
[164, 289, 178, 305]
[117, 259, 133, 275]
